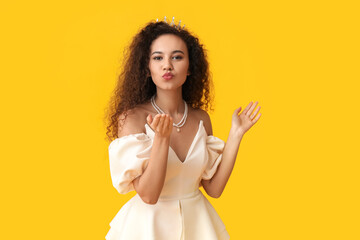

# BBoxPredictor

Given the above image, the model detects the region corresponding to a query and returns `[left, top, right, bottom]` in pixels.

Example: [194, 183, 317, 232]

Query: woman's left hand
[231, 101, 262, 137]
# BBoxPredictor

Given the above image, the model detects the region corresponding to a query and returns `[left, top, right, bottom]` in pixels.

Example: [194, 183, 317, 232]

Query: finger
[242, 101, 253, 115]
[233, 106, 242, 116]
[157, 114, 165, 131]
[147, 114, 153, 125]
[162, 115, 170, 132]
[151, 114, 161, 127]
[252, 112, 262, 124]
[246, 101, 258, 117]
[250, 106, 261, 120]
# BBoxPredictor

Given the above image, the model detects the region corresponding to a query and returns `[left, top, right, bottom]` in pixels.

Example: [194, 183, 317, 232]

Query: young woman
[105, 17, 261, 240]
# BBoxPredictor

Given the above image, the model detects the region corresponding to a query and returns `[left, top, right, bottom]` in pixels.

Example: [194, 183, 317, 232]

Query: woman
[105, 17, 261, 240]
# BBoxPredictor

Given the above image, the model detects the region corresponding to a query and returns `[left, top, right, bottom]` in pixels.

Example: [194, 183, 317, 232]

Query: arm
[201, 101, 262, 198]
[131, 114, 173, 205]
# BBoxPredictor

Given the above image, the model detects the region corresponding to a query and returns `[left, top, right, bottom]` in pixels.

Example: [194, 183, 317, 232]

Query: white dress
[106, 120, 230, 240]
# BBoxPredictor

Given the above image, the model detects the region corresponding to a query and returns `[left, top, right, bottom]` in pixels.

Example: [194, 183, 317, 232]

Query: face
[148, 34, 190, 91]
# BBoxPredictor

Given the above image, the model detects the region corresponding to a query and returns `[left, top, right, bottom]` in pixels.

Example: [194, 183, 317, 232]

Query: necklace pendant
[177, 128, 180, 132]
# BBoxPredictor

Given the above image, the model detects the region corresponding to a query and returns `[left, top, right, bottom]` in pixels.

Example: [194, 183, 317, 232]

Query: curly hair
[104, 21, 214, 143]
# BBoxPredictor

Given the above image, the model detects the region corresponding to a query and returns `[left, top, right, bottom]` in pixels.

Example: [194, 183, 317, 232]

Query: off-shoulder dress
[106, 120, 230, 240]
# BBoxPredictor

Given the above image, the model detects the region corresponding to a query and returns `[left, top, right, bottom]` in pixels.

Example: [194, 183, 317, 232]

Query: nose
[163, 57, 173, 71]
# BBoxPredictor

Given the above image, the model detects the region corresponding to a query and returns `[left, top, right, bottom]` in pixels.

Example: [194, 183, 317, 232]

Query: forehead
[150, 34, 188, 54]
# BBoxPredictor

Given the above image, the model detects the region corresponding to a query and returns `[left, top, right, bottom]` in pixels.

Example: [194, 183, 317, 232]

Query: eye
[173, 55, 183, 60]
[153, 56, 162, 60]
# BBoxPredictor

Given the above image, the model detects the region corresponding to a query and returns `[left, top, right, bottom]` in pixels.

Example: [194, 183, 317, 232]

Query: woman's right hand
[147, 114, 173, 138]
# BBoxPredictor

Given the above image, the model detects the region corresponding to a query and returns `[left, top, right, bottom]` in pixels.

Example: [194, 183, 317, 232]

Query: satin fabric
[106, 120, 230, 240]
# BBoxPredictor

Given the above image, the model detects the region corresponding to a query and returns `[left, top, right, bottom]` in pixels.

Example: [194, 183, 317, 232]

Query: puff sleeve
[201, 135, 226, 180]
[108, 133, 152, 194]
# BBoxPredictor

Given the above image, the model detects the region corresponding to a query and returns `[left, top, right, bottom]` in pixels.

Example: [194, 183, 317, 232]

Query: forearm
[133, 135, 169, 204]
[202, 101, 261, 198]
[204, 129, 243, 198]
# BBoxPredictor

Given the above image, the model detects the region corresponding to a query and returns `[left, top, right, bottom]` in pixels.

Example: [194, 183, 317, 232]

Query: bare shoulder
[191, 108, 213, 136]
[118, 105, 149, 138]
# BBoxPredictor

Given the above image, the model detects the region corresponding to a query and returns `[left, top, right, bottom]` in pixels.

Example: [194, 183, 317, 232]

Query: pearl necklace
[150, 95, 188, 132]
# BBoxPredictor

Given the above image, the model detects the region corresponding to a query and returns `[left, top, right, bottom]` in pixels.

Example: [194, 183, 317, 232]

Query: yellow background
[1, 0, 359, 239]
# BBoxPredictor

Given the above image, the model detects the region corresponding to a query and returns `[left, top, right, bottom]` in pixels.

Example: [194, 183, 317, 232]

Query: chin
[155, 81, 185, 91]
[159, 84, 182, 91]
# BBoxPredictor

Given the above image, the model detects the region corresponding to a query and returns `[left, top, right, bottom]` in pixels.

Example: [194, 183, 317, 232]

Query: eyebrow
[151, 50, 185, 55]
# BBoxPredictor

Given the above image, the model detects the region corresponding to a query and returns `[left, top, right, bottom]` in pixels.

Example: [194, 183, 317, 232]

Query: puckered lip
[162, 72, 174, 77]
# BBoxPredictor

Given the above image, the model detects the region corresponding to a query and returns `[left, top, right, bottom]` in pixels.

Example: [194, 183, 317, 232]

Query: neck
[154, 88, 184, 117]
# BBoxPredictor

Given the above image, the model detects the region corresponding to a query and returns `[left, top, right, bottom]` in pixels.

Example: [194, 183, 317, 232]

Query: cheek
[148, 62, 156, 73]
[179, 61, 189, 71]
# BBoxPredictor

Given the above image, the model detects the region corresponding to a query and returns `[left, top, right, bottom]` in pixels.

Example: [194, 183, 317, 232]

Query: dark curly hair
[104, 21, 214, 142]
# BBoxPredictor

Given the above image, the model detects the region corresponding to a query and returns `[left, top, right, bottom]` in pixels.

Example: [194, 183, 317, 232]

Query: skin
[148, 33, 190, 91]
[119, 33, 262, 204]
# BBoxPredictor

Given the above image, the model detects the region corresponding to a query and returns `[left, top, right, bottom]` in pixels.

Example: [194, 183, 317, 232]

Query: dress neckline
[145, 120, 204, 164]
